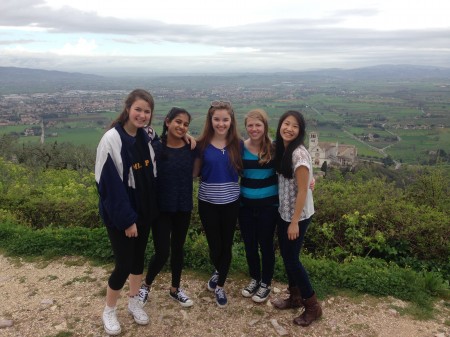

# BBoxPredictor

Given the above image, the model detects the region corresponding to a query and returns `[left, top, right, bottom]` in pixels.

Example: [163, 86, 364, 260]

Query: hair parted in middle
[244, 108, 274, 165]
[160, 107, 191, 144]
[197, 100, 242, 172]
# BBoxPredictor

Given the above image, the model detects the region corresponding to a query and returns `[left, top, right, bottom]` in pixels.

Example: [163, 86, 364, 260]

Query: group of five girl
[95, 89, 322, 336]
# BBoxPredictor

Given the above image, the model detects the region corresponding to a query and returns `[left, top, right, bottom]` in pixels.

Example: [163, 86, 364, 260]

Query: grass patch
[63, 275, 96, 286]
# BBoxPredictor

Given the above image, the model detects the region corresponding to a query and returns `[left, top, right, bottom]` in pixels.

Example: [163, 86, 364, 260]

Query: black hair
[274, 110, 306, 178]
[160, 107, 191, 145]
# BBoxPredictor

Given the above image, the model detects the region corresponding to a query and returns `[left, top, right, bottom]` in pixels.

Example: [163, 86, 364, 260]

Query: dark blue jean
[277, 216, 314, 299]
[239, 205, 277, 285]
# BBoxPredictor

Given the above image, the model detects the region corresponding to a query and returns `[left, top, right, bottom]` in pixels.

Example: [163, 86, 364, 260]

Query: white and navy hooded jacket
[95, 124, 157, 230]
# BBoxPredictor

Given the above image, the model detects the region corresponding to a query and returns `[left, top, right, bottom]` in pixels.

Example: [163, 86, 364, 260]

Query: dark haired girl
[138, 107, 196, 308]
[271, 110, 322, 327]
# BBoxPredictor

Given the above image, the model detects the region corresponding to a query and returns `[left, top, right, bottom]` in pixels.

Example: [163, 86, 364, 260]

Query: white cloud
[52, 38, 97, 56]
[0, 0, 449, 74]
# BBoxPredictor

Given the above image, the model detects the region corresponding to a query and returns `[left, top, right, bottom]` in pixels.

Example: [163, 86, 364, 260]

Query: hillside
[2, 64, 450, 94]
[0, 67, 121, 94]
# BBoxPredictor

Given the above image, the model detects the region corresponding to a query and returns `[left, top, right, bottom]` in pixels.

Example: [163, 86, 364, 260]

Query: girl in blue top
[193, 100, 242, 307]
[239, 109, 278, 303]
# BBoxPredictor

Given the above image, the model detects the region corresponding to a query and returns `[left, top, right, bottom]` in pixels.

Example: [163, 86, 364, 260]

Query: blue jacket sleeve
[95, 132, 137, 230]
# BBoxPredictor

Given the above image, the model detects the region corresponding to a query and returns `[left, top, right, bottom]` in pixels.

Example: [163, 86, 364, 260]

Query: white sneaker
[128, 296, 149, 325]
[102, 306, 121, 335]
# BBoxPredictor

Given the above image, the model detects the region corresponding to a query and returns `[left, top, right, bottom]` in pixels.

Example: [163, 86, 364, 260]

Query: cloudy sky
[1, 0, 449, 75]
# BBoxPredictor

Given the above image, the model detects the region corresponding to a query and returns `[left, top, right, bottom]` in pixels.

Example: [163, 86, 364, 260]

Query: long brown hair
[110, 89, 155, 129]
[197, 101, 242, 172]
[244, 109, 274, 165]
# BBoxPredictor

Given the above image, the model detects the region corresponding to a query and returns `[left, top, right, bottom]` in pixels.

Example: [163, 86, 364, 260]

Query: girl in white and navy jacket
[95, 89, 157, 336]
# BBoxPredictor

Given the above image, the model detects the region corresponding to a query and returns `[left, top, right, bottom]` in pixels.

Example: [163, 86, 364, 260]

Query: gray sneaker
[252, 283, 271, 303]
[170, 288, 194, 307]
[242, 279, 260, 298]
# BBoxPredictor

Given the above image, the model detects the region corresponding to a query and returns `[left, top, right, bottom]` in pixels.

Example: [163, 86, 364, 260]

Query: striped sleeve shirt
[240, 146, 278, 207]
[198, 144, 240, 204]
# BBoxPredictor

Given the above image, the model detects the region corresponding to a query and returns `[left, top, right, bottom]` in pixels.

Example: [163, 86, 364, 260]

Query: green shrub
[310, 177, 449, 277]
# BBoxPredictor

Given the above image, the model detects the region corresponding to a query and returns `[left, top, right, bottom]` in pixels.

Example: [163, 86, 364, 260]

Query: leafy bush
[309, 176, 450, 278]
[0, 157, 448, 279]
[0, 157, 101, 228]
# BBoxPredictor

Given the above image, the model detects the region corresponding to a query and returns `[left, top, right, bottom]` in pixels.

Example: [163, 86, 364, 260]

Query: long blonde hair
[245, 109, 273, 165]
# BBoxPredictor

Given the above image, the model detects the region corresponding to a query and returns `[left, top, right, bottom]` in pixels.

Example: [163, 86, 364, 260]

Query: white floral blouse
[278, 145, 315, 222]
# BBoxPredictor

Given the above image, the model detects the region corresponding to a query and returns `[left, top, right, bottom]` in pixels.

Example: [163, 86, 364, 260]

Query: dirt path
[0, 255, 448, 337]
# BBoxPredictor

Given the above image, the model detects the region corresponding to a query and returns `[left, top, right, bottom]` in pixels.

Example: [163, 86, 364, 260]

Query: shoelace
[216, 288, 225, 299]
[246, 279, 259, 291]
[211, 273, 219, 282]
[255, 285, 269, 297]
[176, 289, 189, 301]
[138, 286, 149, 300]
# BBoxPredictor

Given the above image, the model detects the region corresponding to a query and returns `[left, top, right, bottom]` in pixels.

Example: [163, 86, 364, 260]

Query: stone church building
[308, 132, 357, 168]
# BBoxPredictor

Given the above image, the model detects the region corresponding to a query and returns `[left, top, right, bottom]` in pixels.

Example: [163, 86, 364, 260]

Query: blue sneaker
[207, 271, 219, 291]
[215, 287, 227, 307]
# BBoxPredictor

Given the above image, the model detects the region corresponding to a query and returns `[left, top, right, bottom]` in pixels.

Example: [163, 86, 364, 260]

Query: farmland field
[1, 71, 449, 165]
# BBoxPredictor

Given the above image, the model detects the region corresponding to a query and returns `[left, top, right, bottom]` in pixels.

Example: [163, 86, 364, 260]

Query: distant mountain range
[301, 64, 450, 80]
[1, 64, 449, 94]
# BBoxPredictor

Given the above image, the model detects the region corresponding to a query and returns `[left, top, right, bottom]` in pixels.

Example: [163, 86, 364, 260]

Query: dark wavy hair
[274, 110, 306, 178]
[160, 107, 191, 145]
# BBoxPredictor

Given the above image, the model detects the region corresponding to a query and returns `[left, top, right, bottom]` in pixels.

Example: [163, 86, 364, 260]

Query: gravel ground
[0, 254, 449, 337]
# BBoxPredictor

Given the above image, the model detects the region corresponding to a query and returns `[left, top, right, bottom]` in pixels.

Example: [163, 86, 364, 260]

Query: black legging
[145, 211, 191, 288]
[198, 199, 240, 287]
[107, 219, 152, 290]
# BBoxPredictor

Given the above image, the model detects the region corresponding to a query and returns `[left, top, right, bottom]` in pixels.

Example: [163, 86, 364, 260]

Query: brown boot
[271, 286, 303, 310]
[293, 293, 322, 327]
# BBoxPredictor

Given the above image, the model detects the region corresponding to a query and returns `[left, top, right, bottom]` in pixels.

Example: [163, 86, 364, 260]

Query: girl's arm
[287, 165, 309, 240]
[192, 157, 202, 178]
[184, 134, 197, 150]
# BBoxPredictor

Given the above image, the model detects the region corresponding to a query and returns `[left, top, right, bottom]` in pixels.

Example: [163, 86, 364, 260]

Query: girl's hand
[287, 222, 299, 240]
[184, 134, 197, 150]
[125, 223, 138, 238]
[309, 177, 316, 191]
